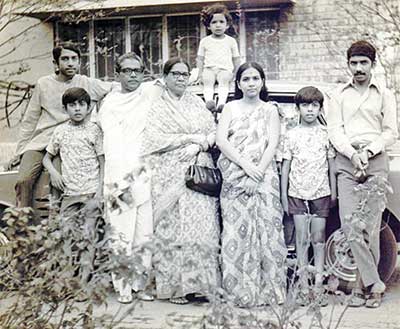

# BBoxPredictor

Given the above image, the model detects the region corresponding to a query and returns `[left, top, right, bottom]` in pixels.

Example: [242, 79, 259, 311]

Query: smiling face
[117, 58, 144, 93]
[56, 48, 80, 80]
[64, 99, 90, 125]
[298, 101, 321, 125]
[348, 55, 375, 85]
[237, 67, 263, 99]
[208, 13, 228, 37]
[164, 62, 190, 98]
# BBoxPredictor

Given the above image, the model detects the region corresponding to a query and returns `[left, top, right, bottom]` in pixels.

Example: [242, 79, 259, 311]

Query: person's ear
[372, 60, 376, 69]
[115, 72, 121, 82]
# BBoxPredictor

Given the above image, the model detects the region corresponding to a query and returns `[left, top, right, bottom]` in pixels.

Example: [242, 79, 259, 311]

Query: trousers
[15, 150, 45, 207]
[15, 150, 61, 208]
[109, 198, 153, 296]
[335, 152, 389, 287]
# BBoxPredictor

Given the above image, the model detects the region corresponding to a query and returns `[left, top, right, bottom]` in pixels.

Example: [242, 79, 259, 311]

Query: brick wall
[278, 0, 352, 83]
[277, 0, 400, 133]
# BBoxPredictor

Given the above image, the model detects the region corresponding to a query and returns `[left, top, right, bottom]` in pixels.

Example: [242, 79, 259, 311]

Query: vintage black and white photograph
[0, 0, 399, 328]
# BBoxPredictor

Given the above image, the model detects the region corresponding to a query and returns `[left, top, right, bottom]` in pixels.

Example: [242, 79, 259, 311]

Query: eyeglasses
[169, 71, 190, 79]
[120, 68, 144, 75]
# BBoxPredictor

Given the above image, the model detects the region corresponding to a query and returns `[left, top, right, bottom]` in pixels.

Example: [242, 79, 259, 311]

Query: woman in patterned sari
[142, 58, 220, 305]
[216, 62, 287, 307]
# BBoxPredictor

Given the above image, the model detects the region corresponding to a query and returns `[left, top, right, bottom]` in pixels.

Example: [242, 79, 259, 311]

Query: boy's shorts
[288, 195, 330, 218]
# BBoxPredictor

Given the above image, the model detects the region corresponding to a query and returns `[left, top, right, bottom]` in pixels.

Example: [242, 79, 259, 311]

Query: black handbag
[185, 160, 222, 197]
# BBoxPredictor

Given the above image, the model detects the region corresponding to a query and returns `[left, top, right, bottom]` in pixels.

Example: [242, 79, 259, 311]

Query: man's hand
[6, 154, 21, 171]
[351, 152, 368, 172]
[358, 150, 369, 167]
[178, 144, 200, 162]
[49, 171, 65, 191]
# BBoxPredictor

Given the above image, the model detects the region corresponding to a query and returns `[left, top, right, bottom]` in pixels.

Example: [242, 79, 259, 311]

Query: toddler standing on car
[43, 87, 104, 282]
[196, 3, 241, 113]
[280, 86, 337, 296]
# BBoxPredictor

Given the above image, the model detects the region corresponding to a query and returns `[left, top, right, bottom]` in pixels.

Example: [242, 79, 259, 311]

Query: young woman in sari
[216, 62, 287, 307]
[142, 58, 220, 305]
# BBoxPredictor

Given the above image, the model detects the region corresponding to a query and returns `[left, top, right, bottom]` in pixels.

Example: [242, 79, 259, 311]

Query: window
[94, 19, 125, 80]
[55, 22, 90, 76]
[130, 17, 163, 77]
[168, 15, 200, 69]
[55, 9, 280, 80]
[245, 11, 280, 79]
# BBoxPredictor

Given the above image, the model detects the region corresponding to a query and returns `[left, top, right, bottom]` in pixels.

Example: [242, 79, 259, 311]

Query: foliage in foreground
[0, 175, 390, 328]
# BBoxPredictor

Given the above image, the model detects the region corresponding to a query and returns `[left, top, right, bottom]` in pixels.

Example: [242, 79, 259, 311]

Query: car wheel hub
[326, 229, 357, 282]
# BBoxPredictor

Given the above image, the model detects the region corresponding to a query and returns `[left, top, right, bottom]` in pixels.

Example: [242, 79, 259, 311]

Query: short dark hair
[295, 86, 324, 108]
[234, 62, 268, 101]
[347, 40, 376, 62]
[62, 87, 91, 107]
[201, 3, 232, 27]
[115, 52, 144, 73]
[53, 42, 81, 64]
[163, 57, 190, 76]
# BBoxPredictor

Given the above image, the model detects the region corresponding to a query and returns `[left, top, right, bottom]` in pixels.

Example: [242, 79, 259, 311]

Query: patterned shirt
[282, 125, 335, 200]
[46, 121, 104, 196]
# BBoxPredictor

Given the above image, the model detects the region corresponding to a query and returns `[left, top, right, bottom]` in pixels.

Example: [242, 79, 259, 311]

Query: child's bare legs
[310, 216, 326, 287]
[202, 68, 217, 108]
[216, 69, 232, 110]
[293, 214, 310, 288]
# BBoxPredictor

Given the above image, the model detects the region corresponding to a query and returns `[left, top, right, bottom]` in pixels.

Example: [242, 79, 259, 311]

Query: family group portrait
[0, 0, 399, 328]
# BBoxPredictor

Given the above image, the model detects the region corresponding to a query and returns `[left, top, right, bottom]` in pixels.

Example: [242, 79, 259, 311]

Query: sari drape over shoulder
[218, 101, 287, 307]
[142, 90, 220, 299]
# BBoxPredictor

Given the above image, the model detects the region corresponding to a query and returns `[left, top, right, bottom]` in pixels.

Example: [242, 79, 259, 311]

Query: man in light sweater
[9, 43, 113, 207]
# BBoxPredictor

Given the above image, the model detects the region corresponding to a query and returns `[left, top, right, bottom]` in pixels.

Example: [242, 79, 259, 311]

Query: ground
[87, 265, 400, 329]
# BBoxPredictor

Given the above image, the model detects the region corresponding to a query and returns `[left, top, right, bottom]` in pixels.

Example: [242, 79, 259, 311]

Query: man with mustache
[327, 40, 398, 308]
[9, 43, 113, 208]
[97, 52, 162, 304]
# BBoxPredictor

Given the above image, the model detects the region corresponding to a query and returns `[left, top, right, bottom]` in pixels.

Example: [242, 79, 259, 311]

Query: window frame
[55, 8, 280, 79]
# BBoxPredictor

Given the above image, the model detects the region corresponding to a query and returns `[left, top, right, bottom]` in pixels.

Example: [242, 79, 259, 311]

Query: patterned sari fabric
[142, 90, 220, 299]
[217, 101, 287, 307]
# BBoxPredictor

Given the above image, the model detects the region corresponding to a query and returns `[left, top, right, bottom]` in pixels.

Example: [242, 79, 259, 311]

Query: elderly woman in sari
[216, 62, 287, 307]
[142, 58, 220, 305]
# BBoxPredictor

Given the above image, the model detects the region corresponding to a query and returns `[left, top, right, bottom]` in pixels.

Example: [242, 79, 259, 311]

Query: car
[0, 79, 399, 289]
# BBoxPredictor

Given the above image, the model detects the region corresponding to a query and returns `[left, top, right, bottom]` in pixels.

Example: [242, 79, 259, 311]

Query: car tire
[325, 224, 397, 292]
[378, 223, 398, 282]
